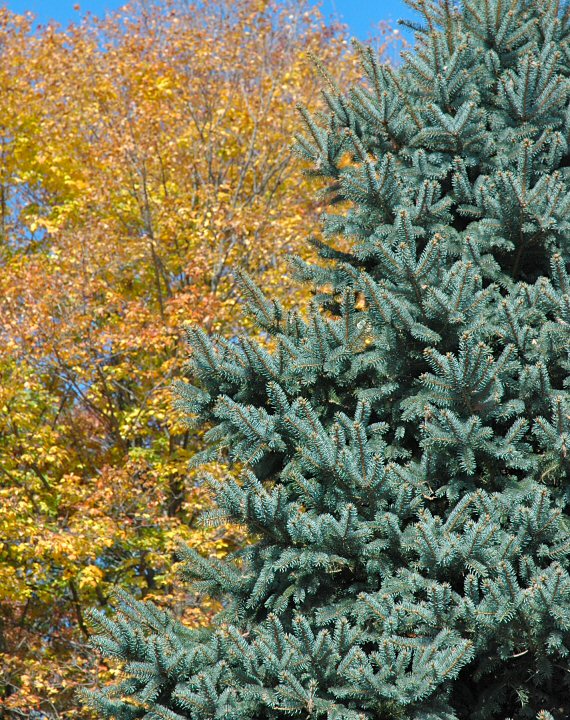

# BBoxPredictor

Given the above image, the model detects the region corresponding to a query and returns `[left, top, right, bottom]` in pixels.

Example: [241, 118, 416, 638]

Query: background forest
[0, 1, 403, 716]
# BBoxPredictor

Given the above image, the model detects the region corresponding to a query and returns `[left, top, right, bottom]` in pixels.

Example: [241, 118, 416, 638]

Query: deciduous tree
[0, 2, 403, 715]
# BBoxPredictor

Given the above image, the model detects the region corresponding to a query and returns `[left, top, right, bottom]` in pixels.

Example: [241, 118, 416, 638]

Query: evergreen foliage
[82, 1, 570, 718]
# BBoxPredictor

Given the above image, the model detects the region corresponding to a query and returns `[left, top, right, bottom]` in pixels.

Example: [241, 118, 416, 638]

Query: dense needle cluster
[83, 1, 570, 718]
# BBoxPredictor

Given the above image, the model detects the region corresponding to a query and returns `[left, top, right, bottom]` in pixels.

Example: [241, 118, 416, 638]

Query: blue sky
[4, 0, 414, 39]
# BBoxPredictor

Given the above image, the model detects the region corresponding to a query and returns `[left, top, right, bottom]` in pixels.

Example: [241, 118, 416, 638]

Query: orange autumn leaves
[0, 1, 404, 716]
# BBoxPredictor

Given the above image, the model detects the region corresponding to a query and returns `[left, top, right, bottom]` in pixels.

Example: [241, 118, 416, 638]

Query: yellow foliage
[0, 1, 405, 716]
[78, 566, 105, 591]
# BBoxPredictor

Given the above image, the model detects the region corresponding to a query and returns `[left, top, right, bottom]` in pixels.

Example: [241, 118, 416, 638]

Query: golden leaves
[0, 0, 401, 714]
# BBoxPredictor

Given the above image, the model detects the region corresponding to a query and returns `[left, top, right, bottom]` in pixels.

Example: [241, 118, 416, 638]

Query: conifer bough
[83, 1, 570, 718]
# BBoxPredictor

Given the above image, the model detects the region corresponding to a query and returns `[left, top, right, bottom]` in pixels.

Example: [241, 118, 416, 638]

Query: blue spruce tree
[82, 1, 570, 718]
